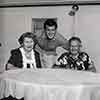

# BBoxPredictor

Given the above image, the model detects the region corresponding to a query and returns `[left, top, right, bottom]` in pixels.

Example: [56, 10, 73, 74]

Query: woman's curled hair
[18, 32, 36, 45]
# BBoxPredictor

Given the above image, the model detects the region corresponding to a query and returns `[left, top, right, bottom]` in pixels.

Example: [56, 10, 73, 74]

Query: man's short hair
[68, 36, 82, 46]
[44, 19, 58, 30]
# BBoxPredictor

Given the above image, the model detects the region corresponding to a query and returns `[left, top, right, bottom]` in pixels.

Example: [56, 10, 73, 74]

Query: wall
[76, 6, 100, 72]
[0, 6, 100, 72]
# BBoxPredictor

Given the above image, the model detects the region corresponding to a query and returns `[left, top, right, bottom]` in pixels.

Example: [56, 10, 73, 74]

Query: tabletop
[0, 69, 100, 100]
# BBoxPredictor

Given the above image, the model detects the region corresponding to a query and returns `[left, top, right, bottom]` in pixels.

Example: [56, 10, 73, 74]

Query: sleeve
[87, 56, 95, 69]
[82, 53, 91, 64]
[82, 52, 95, 69]
[7, 49, 22, 67]
[8, 50, 17, 66]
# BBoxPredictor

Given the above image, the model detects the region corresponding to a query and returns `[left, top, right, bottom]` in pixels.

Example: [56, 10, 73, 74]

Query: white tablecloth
[0, 69, 100, 100]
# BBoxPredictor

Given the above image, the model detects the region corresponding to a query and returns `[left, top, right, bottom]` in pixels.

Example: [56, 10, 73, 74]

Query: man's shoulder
[55, 32, 64, 39]
[55, 32, 67, 45]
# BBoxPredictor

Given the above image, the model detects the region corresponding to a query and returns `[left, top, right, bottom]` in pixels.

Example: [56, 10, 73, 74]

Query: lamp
[68, 4, 79, 16]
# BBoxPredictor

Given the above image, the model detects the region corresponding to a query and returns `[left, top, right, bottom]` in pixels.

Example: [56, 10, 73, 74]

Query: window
[32, 18, 57, 33]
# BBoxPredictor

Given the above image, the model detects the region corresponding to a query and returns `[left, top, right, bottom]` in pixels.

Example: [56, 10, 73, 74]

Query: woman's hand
[6, 63, 19, 70]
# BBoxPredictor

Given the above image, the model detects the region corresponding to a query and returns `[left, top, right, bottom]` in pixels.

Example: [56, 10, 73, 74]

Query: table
[0, 69, 100, 100]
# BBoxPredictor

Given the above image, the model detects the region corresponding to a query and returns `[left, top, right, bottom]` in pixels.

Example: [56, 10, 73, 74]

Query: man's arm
[56, 33, 68, 50]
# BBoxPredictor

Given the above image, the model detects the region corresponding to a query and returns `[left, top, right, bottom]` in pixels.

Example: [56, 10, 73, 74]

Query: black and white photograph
[0, 0, 100, 100]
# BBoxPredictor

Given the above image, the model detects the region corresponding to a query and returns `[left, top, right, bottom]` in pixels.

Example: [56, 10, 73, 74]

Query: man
[34, 19, 68, 68]
[56, 36, 96, 72]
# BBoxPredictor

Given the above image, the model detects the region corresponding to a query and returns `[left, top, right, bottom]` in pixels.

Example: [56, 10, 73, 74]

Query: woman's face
[23, 37, 34, 52]
[70, 40, 81, 55]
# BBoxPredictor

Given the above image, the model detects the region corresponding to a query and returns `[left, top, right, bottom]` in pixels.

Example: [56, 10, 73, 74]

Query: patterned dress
[57, 52, 93, 70]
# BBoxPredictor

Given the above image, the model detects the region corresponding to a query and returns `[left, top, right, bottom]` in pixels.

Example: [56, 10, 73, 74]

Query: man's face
[45, 25, 56, 40]
[70, 40, 81, 55]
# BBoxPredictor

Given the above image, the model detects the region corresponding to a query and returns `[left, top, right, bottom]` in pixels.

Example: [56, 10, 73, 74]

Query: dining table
[0, 68, 100, 100]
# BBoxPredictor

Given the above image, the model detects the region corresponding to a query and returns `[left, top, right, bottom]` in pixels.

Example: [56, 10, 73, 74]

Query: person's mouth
[27, 46, 32, 49]
[49, 34, 54, 37]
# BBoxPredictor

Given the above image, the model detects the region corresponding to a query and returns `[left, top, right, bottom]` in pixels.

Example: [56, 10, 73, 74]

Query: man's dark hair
[18, 32, 36, 45]
[44, 19, 57, 30]
[68, 36, 82, 46]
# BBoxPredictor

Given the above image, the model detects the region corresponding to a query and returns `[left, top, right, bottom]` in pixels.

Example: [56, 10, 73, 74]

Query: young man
[56, 36, 96, 72]
[34, 19, 68, 68]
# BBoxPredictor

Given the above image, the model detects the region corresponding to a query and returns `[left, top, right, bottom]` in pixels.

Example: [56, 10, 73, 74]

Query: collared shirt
[57, 52, 93, 70]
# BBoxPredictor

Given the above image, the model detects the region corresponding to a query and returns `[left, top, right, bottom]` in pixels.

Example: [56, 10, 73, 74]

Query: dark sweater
[7, 48, 41, 69]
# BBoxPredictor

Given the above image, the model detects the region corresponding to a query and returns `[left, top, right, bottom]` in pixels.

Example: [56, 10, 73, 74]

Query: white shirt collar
[20, 47, 36, 69]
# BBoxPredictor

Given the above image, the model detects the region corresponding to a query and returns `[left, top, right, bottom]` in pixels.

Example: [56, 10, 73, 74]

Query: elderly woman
[6, 32, 41, 70]
[56, 36, 96, 72]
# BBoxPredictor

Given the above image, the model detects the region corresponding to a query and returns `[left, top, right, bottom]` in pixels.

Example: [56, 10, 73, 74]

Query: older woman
[6, 32, 41, 70]
[56, 36, 96, 72]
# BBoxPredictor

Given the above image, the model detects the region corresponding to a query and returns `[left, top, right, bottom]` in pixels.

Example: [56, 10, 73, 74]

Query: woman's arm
[6, 48, 22, 70]
[88, 61, 96, 72]
[6, 63, 19, 70]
